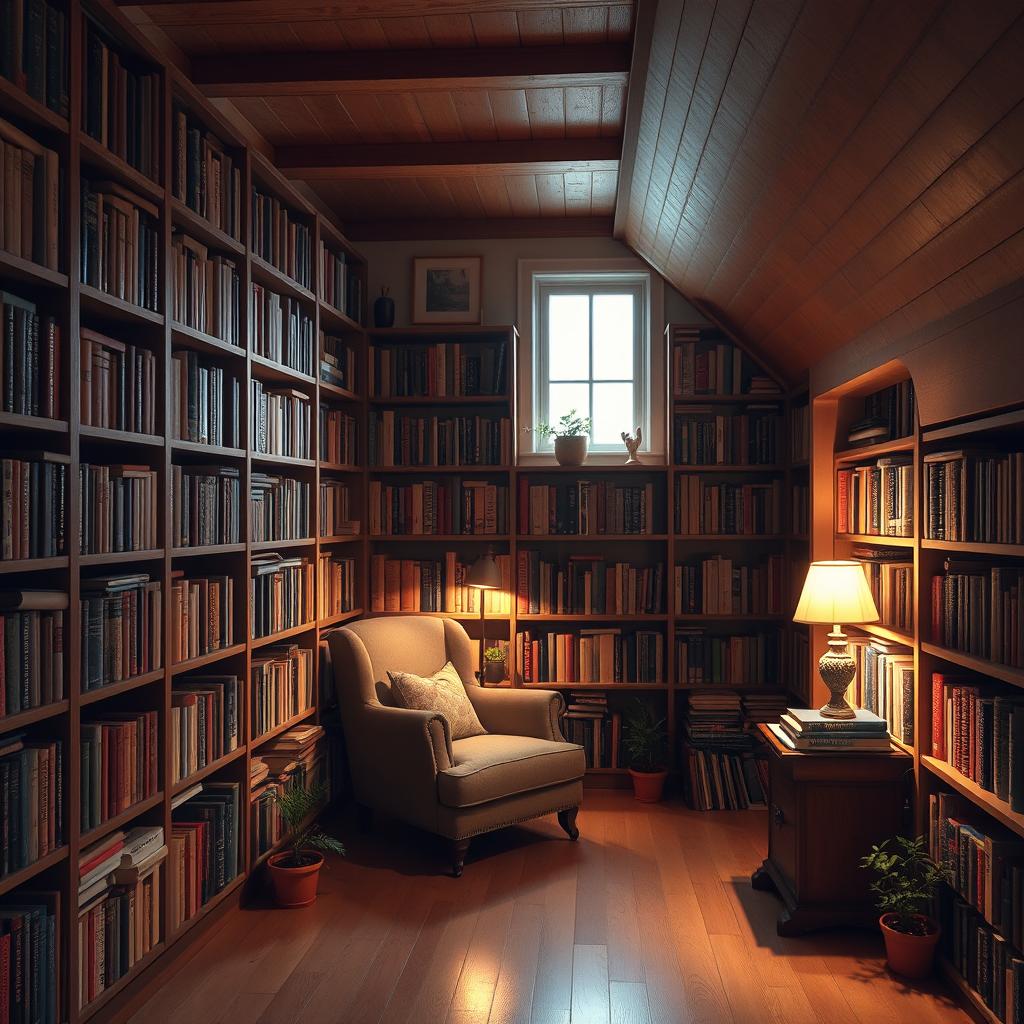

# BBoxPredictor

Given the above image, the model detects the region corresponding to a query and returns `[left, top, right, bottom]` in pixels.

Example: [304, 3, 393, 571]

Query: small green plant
[536, 409, 592, 440]
[860, 835, 949, 935]
[622, 699, 667, 772]
[272, 783, 346, 868]
[483, 646, 505, 663]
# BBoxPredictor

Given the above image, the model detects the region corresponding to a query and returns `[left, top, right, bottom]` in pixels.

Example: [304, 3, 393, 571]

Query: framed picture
[412, 256, 482, 324]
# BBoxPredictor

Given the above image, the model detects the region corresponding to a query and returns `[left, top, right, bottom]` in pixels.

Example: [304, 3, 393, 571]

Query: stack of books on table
[769, 708, 892, 751]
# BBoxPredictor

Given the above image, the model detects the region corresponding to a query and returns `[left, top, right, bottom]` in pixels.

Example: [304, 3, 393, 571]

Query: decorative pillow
[387, 661, 485, 740]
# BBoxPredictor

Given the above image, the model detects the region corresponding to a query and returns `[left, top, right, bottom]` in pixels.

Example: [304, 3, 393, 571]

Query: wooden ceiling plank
[469, 11, 521, 47]
[128, 0, 626, 17]
[525, 87, 568, 139]
[535, 172, 567, 216]
[424, 13, 477, 48]
[449, 89, 499, 142]
[336, 17, 391, 49]
[564, 170, 594, 215]
[488, 89, 533, 141]
[378, 15, 431, 48]
[474, 174, 515, 219]
[413, 176, 463, 219]
[563, 5, 610, 43]
[262, 95, 330, 144]
[591, 168, 619, 214]
[343, 215, 615, 241]
[335, 91, 400, 143]
[375, 91, 434, 143]
[233, 96, 299, 143]
[443, 175, 489, 219]
[517, 8, 566, 46]
[565, 85, 603, 138]
[599, 82, 626, 137]
[503, 173, 543, 218]
[413, 90, 465, 142]
[607, 4, 634, 40]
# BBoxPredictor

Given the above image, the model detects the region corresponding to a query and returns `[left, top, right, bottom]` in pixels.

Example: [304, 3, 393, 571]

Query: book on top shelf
[371, 338, 506, 398]
[172, 233, 240, 344]
[843, 380, 916, 447]
[670, 327, 781, 398]
[172, 105, 242, 240]
[1, 0, 69, 117]
[672, 405, 781, 465]
[251, 187, 310, 288]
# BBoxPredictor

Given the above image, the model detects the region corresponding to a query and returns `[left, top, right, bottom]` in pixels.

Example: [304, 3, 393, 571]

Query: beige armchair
[328, 616, 585, 875]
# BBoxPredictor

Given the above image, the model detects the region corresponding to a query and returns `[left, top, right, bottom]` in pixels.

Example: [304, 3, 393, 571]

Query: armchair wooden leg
[450, 838, 471, 877]
[558, 806, 580, 841]
[355, 803, 373, 833]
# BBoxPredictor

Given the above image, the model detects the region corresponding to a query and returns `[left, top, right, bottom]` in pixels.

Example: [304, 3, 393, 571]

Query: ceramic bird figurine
[621, 427, 642, 465]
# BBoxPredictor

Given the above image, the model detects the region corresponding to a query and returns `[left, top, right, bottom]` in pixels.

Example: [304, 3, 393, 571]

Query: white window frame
[517, 258, 665, 465]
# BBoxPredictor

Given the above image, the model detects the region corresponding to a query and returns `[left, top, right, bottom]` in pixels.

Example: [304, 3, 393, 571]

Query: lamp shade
[794, 560, 879, 625]
[467, 553, 501, 590]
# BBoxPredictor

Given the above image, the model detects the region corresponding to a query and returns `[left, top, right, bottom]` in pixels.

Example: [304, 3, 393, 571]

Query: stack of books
[769, 708, 891, 751]
[742, 692, 789, 723]
[561, 693, 621, 769]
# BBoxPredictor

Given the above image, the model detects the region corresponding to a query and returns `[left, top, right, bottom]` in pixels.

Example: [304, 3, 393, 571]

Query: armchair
[328, 616, 585, 875]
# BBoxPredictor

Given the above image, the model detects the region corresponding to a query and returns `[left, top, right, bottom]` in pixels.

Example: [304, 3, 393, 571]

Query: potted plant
[536, 410, 592, 466]
[860, 835, 949, 978]
[622, 699, 669, 802]
[482, 646, 506, 684]
[266, 783, 345, 908]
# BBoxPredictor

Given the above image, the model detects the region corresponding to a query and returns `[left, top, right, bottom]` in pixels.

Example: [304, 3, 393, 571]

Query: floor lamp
[467, 551, 501, 682]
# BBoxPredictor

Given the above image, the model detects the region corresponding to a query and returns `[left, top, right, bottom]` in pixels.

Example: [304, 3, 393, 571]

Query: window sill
[517, 452, 667, 468]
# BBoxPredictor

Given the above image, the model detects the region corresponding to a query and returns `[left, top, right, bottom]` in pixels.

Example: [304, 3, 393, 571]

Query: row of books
[673, 554, 784, 616]
[0, 590, 65, 713]
[320, 332, 355, 391]
[319, 406, 358, 465]
[0, 734, 63, 876]
[169, 572, 234, 664]
[367, 411, 512, 467]
[320, 480, 358, 537]
[515, 552, 664, 615]
[515, 628, 664, 684]
[675, 629, 779, 687]
[79, 463, 158, 555]
[171, 675, 240, 784]
[931, 562, 1024, 668]
[0, 117, 60, 270]
[171, 234, 240, 345]
[81, 573, 161, 692]
[836, 457, 914, 537]
[931, 674, 1024, 812]
[674, 477, 782, 535]
[80, 710, 158, 831]
[845, 636, 915, 746]
[520, 480, 657, 536]
[319, 242, 362, 323]
[170, 464, 240, 548]
[370, 340, 506, 399]
[252, 284, 314, 376]
[250, 380, 310, 460]
[0, 453, 67, 559]
[251, 644, 313, 739]
[250, 554, 314, 640]
[925, 449, 1024, 545]
[845, 380, 915, 447]
[318, 552, 356, 619]
[671, 330, 780, 398]
[368, 553, 512, 614]
[0, 891, 59, 1024]
[2, 290, 61, 419]
[172, 106, 243, 241]
[250, 473, 309, 543]
[368, 480, 509, 536]
[853, 546, 914, 633]
[171, 349, 241, 449]
[81, 327, 156, 434]
[562, 694, 621, 769]
[685, 747, 767, 810]
[251, 188, 310, 289]
[1, 0, 69, 116]
[672, 408, 781, 465]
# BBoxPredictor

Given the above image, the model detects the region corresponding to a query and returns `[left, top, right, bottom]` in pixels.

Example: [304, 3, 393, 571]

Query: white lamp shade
[794, 560, 879, 625]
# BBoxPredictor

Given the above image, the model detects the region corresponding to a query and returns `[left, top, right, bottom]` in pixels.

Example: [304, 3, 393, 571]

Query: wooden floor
[126, 791, 971, 1024]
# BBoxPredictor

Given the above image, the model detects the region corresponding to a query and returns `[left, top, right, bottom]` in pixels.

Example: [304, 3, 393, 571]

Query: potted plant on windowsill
[482, 646, 506, 684]
[536, 410, 592, 467]
[622, 699, 669, 802]
[860, 835, 949, 978]
[266, 783, 345, 908]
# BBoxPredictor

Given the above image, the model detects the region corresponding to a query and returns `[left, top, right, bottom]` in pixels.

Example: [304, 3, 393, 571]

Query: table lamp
[467, 551, 502, 681]
[794, 560, 879, 719]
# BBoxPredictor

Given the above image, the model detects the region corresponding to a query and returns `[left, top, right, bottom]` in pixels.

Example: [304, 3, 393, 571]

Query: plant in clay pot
[622, 699, 668, 802]
[536, 410, 592, 466]
[266, 783, 345, 908]
[482, 646, 506, 684]
[860, 835, 949, 978]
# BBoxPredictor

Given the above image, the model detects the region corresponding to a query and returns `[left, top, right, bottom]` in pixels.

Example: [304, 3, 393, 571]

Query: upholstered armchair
[328, 616, 586, 875]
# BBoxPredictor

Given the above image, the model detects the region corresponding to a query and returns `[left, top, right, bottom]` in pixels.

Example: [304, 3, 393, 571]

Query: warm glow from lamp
[468, 552, 502, 681]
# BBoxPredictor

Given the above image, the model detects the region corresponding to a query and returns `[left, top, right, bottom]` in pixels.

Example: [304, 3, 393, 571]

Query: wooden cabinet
[751, 723, 914, 935]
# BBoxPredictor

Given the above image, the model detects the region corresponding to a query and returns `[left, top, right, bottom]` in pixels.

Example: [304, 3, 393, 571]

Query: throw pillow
[387, 661, 485, 740]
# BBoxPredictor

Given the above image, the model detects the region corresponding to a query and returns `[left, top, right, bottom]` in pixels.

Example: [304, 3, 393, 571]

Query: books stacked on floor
[169, 782, 241, 931]
[370, 340, 506, 398]
[516, 552, 664, 615]
[675, 630, 779, 687]
[368, 411, 512, 467]
[674, 477, 782, 535]
[171, 233, 241, 345]
[369, 479, 510, 536]
[250, 473, 310, 543]
[674, 554, 784, 615]
[250, 381, 311, 459]
[369, 553, 512, 614]
[0, 732, 63, 874]
[931, 672, 1024, 812]
[319, 242, 362, 322]
[1, 451, 68, 559]
[171, 464, 241, 547]
[251, 645, 315, 738]
[561, 693, 621, 769]
[515, 629, 663, 685]
[0, 118, 60, 271]
[768, 707, 891, 752]
[170, 350, 242, 448]
[1, 0, 69, 116]
[79, 463, 158, 554]
[80, 573, 161, 691]
[319, 480, 359, 537]
[250, 554, 314, 640]
[318, 552, 356, 618]
[172, 106, 242, 240]
[171, 675, 240, 783]
[843, 636, 914, 745]
[0, 589, 66, 712]
[80, 327, 157, 433]
[852, 545, 913, 632]
[319, 406, 357, 465]
[741, 692, 789, 723]
[836, 457, 914, 536]
[80, 711, 158, 831]
[251, 188, 311, 288]
[2, 290, 62, 419]
[670, 331, 780, 397]
[0, 891, 60, 1024]
[251, 284, 314, 376]
[77, 826, 165, 1009]
[320, 332, 356, 390]
[845, 380, 915, 447]
[519, 479, 656, 536]
[169, 571, 234, 663]
[924, 449, 1024, 545]
[672, 406, 781, 465]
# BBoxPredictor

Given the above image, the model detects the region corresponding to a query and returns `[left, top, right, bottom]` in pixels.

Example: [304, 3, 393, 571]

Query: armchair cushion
[388, 661, 486, 740]
[438, 734, 586, 808]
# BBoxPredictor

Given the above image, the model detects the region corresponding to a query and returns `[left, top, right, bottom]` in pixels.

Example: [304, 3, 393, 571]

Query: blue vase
[373, 295, 395, 328]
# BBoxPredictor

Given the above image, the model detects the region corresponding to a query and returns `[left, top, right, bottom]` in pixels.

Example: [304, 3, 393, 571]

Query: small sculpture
[621, 427, 642, 465]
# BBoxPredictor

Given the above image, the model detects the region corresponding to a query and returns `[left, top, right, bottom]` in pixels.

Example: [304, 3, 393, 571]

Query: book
[319, 480, 358, 537]
[519, 478, 658, 536]
[0, 589, 66, 714]
[368, 410, 511, 467]
[319, 405, 358, 465]
[781, 707, 888, 733]
[515, 629, 663, 685]
[170, 349, 241, 448]
[250, 381, 311, 460]
[675, 629, 779, 687]
[317, 553, 356, 619]
[674, 476, 782, 535]
[1, 452, 68, 559]
[370, 553, 512, 614]
[925, 449, 1024, 545]
[79, 712, 158, 832]
[172, 233, 240, 345]
[670, 328, 780, 398]
[170, 464, 241, 548]
[252, 283, 314, 376]
[517, 551, 664, 615]
[80, 573, 161, 692]
[249, 555, 314, 640]
[371, 339, 506, 398]
[251, 473, 310, 544]
[169, 572, 235, 664]
[0, 117, 61, 271]
[0, 0, 68, 116]
[251, 187, 310, 288]
[672, 405, 781, 465]
[369, 479, 509, 536]
[0, 739, 63, 875]
[80, 327, 156, 434]
[673, 554, 784, 615]
[1, 290, 61, 419]
[172, 105, 242, 240]
[171, 676, 240, 784]
[768, 722, 891, 752]
[79, 463, 158, 555]
[319, 240, 362, 323]
[250, 645, 315, 739]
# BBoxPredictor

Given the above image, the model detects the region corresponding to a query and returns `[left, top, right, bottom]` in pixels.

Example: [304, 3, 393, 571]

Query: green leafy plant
[272, 783, 346, 868]
[483, 646, 505, 663]
[536, 409, 592, 440]
[860, 835, 949, 935]
[622, 699, 667, 772]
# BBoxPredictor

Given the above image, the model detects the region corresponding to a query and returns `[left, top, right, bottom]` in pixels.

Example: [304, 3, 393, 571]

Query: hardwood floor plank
[610, 981, 653, 1024]
[574, 807, 609, 945]
[604, 805, 645, 982]
[487, 901, 543, 1024]
[571, 944, 611, 1024]
[528, 836, 579, 1020]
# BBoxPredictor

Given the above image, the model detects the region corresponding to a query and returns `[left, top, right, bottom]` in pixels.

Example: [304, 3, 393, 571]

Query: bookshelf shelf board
[0, 248, 69, 290]
[673, 613, 786, 622]
[921, 539, 1024, 557]
[170, 322, 245, 359]
[318, 380, 360, 403]
[521, 682, 668, 691]
[369, 395, 509, 407]
[920, 643, 1024, 689]
[80, 284, 164, 326]
[363, 609, 509, 621]
[923, 407, 1024, 443]
[317, 461, 361, 474]
[251, 452, 315, 469]
[171, 746, 247, 794]
[673, 464, 785, 473]
[938, 958, 1001, 1024]
[371, 533, 512, 543]
[251, 621, 317, 649]
[0, 74, 69, 134]
[79, 941, 167, 1023]
[0, 845, 68, 899]
[518, 613, 668, 622]
[170, 198, 245, 256]
[317, 607, 364, 628]
[251, 537, 315, 552]
[833, 437, 915, 464]
[80, 791, 165, 848]
[251, 706, 318, 748]
[164, 873, 245, 949]
[80, 671, 164, 706]
[318, 301, 362, 333]
[250, 255, 315, 304]
[171, 439, 246, 459]
[0, 555, 69, 574]
[80, 549, 164, 566]
[672, 394, 784, 405]
[318, 534, 362, 545]
[172, 643, 246, 676]
[672, 534, 786, 542]
[371, 465, 510, 475]
[518, 463, 666, 474]
[0, 699, 70, 735]
[79, 424, 164, 447]
[171, 543, 246, 557]
[517, 534, 669, 543]
[834, 533, 915, 548]
[888, 735, 915, 757]
[0, 411, 68, 435]
[850, 622, 915, 646]
[250, 353, 317, 387]
[922, 756, 1024, 839]
[79, 132, 165, 204]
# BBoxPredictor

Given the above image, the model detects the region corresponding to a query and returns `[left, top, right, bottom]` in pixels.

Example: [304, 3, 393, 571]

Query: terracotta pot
[628, 768, 668, 803]
[554, 435, 588, 467]
[879, 913, 940, 978]
[483, 661, 506, 684]
[268, 851, 324, 908]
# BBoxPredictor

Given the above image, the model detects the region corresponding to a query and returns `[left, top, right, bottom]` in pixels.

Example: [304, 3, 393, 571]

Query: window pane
[547, 294, 589, 381]
[545, 382, 591, 446]
[592, 294, 634, 380]
[592, 382, 634, 446]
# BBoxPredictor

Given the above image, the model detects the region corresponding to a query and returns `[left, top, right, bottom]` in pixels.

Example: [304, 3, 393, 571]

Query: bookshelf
[0, 1, 368, 1018]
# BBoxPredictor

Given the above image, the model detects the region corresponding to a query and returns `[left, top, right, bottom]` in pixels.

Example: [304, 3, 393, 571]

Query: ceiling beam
[345, 216, 615, 242]
[277, 139, 622, 181]
[190, 43, 631, 97]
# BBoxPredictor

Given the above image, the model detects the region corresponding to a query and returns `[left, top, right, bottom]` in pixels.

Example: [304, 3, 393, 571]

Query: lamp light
[467, 551, 501, 682]
[794, 560, 879, 719]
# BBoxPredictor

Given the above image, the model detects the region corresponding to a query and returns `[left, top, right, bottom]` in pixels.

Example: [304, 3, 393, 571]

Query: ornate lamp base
[817, 625, 857, 720]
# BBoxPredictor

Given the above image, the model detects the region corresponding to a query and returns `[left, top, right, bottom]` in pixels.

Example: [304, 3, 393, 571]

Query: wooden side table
[751, 722, 914, 936]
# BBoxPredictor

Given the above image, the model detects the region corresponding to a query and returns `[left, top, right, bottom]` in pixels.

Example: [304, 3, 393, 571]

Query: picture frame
[412, 256, 482, 324]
